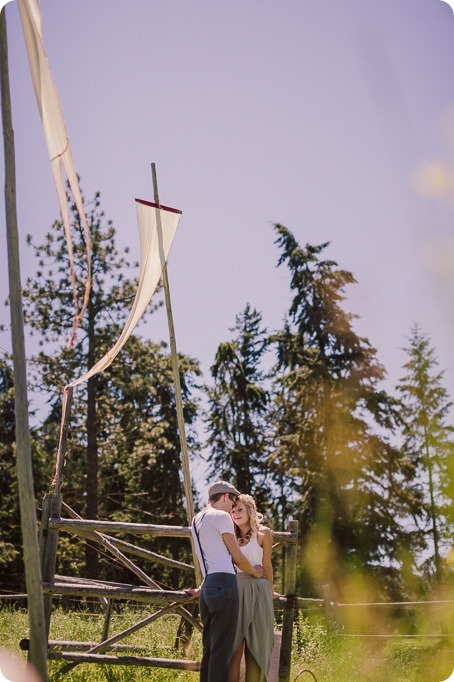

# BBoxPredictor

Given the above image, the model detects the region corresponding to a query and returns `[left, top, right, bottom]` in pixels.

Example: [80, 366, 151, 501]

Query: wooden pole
[39, 493, 62, 637]
[150, 163, 202, 586]
[53, 387, 73, 494]
[101, 599, 113, 642]
[0, 9, 48, 681]
[322, 583, 336, 630]
[278, 519, 298, 682]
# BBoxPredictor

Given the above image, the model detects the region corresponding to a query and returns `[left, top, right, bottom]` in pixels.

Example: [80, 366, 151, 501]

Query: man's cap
[208, 480, 241, 498]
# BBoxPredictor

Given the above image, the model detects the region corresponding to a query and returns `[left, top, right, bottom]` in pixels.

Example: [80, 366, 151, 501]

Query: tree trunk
[424, 426, 441, 592]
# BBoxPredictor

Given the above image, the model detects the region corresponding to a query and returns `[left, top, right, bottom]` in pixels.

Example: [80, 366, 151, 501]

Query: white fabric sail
[66, 199, 181, 388]
[18, 0, 91, 347]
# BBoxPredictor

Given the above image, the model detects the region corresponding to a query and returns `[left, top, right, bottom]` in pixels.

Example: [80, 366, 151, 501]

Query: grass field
[0, 604, 453, 681]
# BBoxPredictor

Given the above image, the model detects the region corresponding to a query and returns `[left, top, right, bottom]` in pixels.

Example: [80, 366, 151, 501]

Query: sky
[1, 1, 454, 489]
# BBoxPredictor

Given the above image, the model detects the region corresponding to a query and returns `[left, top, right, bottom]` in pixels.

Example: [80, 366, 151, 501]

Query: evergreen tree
[0, 356, 21, 588]
[97, 333, 201, 586]
[0, 355, 50, 591]
[270, 226, 419, 597]
[24, 190, 201, 585]
[205, 304, 272, 512]
[397, 325, 454, 592]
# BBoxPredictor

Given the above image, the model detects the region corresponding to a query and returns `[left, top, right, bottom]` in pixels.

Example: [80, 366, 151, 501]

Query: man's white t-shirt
[191, 506, 236, 577]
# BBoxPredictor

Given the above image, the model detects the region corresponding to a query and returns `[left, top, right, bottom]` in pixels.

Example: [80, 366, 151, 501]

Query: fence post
[101, 599, 113, 642]
[278, 519, 298, 682]
[322, 583, 336, 630]
[39, 493, 62, 637]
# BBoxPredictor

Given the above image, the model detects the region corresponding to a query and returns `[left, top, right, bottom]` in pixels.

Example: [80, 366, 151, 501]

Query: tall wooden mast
[151, 163, 202, 585]
[0, 8, 48, 680]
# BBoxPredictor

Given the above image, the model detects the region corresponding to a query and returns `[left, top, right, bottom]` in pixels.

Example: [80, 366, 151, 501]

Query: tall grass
[0, 604, 453, 681]
[292, 611, 454, 682]
[0, 603, 201, 681]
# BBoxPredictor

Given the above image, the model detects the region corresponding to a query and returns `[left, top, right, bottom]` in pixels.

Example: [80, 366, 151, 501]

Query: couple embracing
[190, 480, 275, 682]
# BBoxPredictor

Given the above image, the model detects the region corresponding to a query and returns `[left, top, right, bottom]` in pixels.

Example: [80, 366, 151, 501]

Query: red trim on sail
[135, 198, 182, 215]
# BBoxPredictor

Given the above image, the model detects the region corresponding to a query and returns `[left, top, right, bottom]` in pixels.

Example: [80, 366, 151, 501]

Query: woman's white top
[237, 532, 263, 573]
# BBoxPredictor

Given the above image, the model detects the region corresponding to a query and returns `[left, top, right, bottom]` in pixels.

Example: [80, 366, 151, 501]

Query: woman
[228, 494, 275, 682]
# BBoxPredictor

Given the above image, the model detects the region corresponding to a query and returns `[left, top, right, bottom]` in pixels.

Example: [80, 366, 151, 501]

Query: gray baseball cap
[208, 480, 241, 498]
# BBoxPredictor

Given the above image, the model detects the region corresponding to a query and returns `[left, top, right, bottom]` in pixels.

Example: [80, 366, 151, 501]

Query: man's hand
[252, 564, 265, 578]
[223, 533, 265, 577]
[185, 587, 201, 601]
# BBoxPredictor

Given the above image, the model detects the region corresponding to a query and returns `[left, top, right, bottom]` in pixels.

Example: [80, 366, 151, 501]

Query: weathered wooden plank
[49, 517, 296, 543]
[49, 651, 200, 670]
[54, 575, 135, 589]
[20, 639, 147, 652]
[101, 536, 194, 572]
[49, 519, 191, 537]
[43, 582, 192, 606]
[296, 597, 324, 605]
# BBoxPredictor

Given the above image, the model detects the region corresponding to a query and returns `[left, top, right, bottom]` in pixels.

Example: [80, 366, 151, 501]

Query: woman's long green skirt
[233, 573, 275, 679]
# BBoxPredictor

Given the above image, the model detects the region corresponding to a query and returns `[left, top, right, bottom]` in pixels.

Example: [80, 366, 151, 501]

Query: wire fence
[291, 588, 454, 640]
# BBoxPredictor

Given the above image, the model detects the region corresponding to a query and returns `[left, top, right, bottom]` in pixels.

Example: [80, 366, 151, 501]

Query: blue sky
[1, 0, 454, 452]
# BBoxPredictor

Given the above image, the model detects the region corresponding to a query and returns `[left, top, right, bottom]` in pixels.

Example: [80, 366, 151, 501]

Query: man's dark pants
[199, 572, 239, 682]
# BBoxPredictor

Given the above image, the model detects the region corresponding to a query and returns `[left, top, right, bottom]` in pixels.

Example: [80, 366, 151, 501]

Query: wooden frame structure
[35, 493, 299, 680]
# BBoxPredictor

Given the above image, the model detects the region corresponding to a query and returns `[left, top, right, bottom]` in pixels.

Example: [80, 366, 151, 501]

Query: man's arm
[186, 579, 204, 601]
[222, 533, 265, 578]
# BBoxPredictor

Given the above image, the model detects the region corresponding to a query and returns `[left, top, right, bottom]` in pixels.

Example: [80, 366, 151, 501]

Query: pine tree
[0, 355, 50, 591]
[96, 333, 201, 585]
[24, 190, 201, 584]
[270, 226, 419, 597]
[205, 304, 272, 512]
[397, 325, 454, 592]
[0, 356, 21, 587]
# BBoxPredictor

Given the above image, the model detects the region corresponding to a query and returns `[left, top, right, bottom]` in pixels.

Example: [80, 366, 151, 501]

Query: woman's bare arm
[260, 527, 274, 587]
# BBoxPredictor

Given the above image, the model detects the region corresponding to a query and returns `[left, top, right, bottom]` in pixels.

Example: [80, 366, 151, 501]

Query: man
[190, 480, 264, 682]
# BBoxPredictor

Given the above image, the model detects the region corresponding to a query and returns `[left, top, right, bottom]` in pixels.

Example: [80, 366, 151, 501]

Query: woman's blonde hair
[233, 494, 264, 542]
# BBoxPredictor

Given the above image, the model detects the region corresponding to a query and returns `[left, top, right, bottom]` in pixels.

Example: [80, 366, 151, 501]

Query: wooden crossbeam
[43, 582, 192, 606]
[61, 502, 195, 572]
[48, 651, 200, 671]
[20, 639, 148, 652]
[102, 536, 194, 572]
[49, 517, 296, 543]
[50, 518, 190, 537]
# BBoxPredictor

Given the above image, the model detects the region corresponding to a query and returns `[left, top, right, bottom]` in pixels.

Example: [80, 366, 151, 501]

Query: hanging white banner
[66, 199, 181, 388]
[17, 0, 91, 346]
